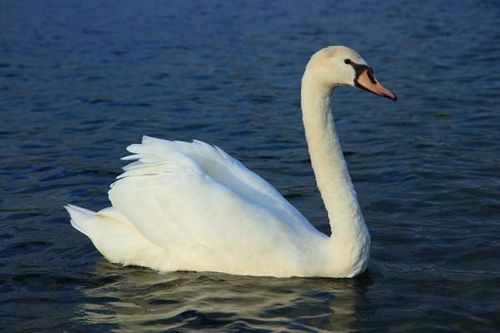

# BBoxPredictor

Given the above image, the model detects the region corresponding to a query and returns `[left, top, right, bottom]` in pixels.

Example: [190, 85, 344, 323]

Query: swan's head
[305, 46, 397, 101]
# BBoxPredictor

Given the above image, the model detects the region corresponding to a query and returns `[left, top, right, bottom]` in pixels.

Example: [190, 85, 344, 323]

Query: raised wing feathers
[108, 137, 321, 263]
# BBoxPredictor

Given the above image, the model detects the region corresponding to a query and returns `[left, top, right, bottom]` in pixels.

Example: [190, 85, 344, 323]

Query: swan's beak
[354, 68, 397, 101]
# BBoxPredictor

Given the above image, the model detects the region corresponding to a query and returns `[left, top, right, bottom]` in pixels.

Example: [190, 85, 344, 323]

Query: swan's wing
[108, 136, 322, 262]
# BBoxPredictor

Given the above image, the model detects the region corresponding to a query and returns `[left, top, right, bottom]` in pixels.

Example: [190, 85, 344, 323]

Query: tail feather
[65, 204, 96, 237]
[64, 204, 169, 270]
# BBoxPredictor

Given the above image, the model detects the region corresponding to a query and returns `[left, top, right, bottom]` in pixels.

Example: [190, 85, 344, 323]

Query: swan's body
[66, 46, 396, 278]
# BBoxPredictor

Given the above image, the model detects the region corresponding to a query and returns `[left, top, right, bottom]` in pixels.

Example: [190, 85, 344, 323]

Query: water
[1, 0, 499, 331]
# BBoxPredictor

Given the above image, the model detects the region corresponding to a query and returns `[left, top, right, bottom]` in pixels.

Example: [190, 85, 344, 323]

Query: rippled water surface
[1, 0, 499, 331]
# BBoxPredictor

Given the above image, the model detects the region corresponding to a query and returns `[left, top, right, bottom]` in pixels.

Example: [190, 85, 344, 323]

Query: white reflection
[78, 260, 369, 331]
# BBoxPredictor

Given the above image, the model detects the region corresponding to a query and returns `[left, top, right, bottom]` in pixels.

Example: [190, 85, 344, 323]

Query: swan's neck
[301, 71, 369, 272]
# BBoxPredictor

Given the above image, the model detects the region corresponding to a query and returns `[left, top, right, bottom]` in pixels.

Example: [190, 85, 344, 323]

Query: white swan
[66, 46, 396, 278]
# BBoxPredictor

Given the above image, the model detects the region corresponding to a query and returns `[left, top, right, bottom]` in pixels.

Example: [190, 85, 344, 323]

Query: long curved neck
[300, 71, 367, 241]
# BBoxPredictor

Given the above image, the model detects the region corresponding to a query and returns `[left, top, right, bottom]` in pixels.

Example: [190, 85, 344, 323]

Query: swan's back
[120, 136, 297, 215]
[69, 136, 327, 276]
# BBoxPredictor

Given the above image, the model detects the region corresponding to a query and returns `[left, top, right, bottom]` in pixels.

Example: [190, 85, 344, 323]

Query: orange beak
[355, 67, 397, 101]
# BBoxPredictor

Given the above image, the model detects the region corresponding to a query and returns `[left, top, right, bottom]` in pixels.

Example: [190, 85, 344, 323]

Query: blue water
[1, 0, 499, 331]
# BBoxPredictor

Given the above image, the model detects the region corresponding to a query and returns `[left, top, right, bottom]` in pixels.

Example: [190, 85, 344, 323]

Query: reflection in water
[79, 261, 369, 331]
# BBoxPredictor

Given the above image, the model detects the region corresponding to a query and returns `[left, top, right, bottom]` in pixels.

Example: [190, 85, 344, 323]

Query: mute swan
[66, 46, 396, 278]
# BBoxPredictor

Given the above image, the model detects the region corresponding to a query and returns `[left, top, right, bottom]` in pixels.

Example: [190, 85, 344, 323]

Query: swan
[66, 46, 396, 278]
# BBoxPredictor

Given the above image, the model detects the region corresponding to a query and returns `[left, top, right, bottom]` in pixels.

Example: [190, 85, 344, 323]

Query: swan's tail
[65, 204, 167, 269]
[65, 204, 96, 237]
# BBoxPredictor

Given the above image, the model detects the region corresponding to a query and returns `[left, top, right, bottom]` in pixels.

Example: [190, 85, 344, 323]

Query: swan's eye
[344, 59, 351, 64]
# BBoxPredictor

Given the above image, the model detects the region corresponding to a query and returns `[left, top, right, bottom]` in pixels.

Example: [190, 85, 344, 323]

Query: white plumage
[68, 137, 326, 277]
[67, 46, 396, 278]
